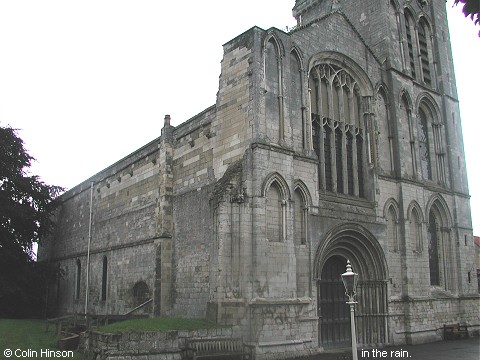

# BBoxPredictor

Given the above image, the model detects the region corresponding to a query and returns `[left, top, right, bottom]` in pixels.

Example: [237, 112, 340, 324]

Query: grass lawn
[0, 318, 220, 359]
[0, 319, 86, 360]
[97, 317, 221, 333]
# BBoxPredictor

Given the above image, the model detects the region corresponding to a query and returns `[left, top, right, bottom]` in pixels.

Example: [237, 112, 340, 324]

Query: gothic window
[335, 127, 343, 193]
[410, 207, 423, 252]
[75, 259, 81, 300]
[389, 0, 403, 68]
[418, 19, 432, 86]
[101, 256, 107, 301]
[266, 181, 284, 242]
[309, 64, 365, 198]
[356, 134, 365, 197]
[427, 199, 455, 290]
[133, 281, 150, 306]
[294, 189, 306, 245]
[427, 211, 440, 286]
[418, 108, 432, 180]
[432, 122, 447, 185]
[400, 94, 416, 176]
[346, 131, 354, 195]
[404, 11, 416, 79]
[265, 38, 282, 143]
[376, 89, 394, 174]
[386, 206, 398, 252]
[323, 124, 333, 191]
[290, 50, 304, 149]
[418, 100, 446, 184]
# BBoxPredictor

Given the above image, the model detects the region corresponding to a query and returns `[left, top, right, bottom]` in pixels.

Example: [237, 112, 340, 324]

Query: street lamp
[341, 260, 359, 360]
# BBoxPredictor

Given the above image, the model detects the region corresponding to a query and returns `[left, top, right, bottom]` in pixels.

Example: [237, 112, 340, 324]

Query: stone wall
[82, 327, 236, 360]
[41, 1, 479, 358]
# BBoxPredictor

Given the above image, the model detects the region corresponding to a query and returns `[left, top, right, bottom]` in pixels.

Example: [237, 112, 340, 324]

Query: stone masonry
[40, 1, 479, 359]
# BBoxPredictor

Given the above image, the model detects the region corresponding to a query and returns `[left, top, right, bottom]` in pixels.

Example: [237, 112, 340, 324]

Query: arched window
[400, 94, 416, 177]
[266, 181, 284, 242]
[418, 108, 432, 180]
[427, 211, 440, 285]
[75, 259, 81, 300]
[418, 19, 432, 86]
[404, 10, 417, 79]
[410, 207, 423, 253]
[335, 126, 343, 193]
[427, 198, 455, 290]
[389, 1, 403, 69]
[294, 189, 306, 245]
[386, 206, 398, 252]
[376, 89, 394, 174]
[310, 64, 365, 197]
[133, 281, 150, 306]
[265, 38, 282, 143]
[346, 131, 354, 195]
[290, 50, 304, 149]
[323, 122, 333, 191]
[101, 256, 107, 301]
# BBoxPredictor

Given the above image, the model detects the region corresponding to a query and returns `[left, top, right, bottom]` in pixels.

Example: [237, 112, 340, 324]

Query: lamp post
[341, 260, 359, 360]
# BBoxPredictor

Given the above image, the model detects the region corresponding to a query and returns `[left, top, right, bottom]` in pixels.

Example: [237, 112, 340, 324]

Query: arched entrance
[315, 225, 389, 348]
[318, 255, 351, 347]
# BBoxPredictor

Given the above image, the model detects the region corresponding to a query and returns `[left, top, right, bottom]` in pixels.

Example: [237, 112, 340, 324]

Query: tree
[0, 125, 63, 318]
[453, 0, 480, 36]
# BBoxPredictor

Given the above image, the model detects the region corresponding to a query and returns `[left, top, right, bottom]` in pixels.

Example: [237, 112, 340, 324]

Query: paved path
[305, 337, 479, 360]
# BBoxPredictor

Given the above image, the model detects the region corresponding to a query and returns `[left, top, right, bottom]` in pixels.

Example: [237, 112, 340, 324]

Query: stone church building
[41, 0, 479, 358]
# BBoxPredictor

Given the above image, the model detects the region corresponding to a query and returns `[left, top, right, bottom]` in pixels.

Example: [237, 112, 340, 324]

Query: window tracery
[310, 64, 365, 198]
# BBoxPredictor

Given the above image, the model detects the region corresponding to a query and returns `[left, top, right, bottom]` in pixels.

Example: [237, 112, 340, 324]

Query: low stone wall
[81, 327, 236, 360]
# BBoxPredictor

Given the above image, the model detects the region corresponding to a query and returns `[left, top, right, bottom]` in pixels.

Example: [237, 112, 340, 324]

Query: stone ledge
[256, 338, 314, 347]
[249, 298, 312, 306]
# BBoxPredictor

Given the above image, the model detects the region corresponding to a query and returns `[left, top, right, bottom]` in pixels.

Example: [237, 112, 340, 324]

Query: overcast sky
[0, 1, 478, 234]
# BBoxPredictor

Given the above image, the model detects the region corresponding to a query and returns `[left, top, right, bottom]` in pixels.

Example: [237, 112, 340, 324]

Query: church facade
[40, 1, 479, 358]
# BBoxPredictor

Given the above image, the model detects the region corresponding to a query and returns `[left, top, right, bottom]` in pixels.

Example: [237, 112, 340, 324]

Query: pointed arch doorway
[318, 255, 351, 347]
[315, 225, 390, 348]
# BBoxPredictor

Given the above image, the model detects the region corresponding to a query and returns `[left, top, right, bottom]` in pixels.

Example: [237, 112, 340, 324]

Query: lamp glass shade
[341, 261, 358, 297]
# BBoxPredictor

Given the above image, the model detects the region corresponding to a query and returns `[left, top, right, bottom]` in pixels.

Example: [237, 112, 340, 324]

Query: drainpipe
[85, 181, 94, 316]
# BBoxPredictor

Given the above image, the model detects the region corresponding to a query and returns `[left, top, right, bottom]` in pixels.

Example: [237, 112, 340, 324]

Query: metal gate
[318, 256, 351, 347]
[318, 256, 389, 348]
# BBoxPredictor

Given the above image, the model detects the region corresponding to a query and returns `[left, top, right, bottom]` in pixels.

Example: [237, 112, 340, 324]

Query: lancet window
[101, 256, 107, 301]
[294, 188, 307, 245]
[386, 206, 399, 252]
[265, 37, 283, 143]
[418, 108, 432, 180]
[418, 20, 431, 86]
[75, 259, 81, 300]
[410, 206, 423, 253]
[427, 211, 440, 285]
[266, 181, 284, 242]
[310, 64, 365, 197]
[404, 11, 416, 79]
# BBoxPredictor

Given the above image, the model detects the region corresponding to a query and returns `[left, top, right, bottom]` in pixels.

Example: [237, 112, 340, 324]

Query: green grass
[98, 317, 221, 333]
[0, 319, 85, 359]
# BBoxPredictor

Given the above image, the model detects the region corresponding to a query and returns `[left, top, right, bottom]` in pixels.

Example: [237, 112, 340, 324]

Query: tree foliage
[453, 0, 480, 36]
[0, 125, 63, 318]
